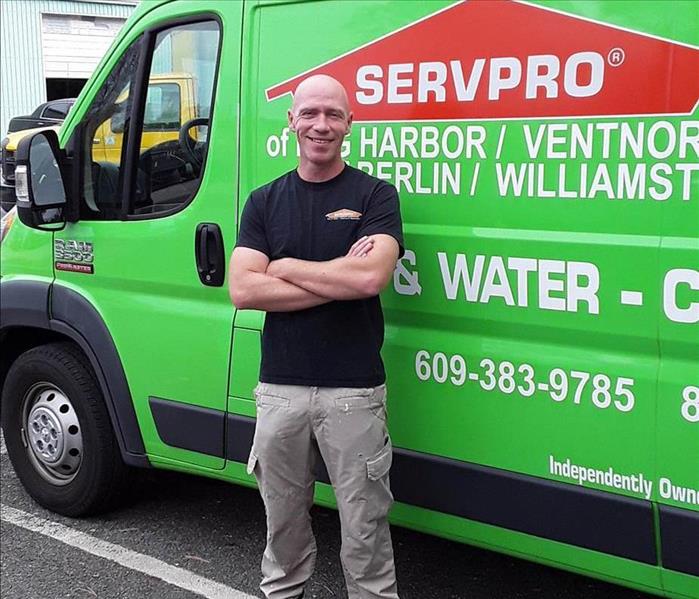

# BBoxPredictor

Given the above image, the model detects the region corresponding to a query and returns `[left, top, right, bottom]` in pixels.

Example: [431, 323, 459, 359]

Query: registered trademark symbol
[607, 47, 625, 66]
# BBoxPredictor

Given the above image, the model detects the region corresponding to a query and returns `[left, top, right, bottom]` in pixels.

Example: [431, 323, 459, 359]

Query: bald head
[287, 74, 353, 180]
[291, 74, 351, 117]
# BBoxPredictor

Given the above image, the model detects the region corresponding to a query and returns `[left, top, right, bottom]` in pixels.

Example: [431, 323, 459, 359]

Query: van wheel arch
[1, 280, 148, 467]
[0, 326, 65, 394]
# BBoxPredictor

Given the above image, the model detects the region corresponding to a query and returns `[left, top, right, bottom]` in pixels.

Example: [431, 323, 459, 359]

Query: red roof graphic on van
[266, 0, 699, 120]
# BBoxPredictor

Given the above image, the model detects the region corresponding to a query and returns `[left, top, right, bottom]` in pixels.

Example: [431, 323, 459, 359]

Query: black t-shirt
[235, 165, 404, 387]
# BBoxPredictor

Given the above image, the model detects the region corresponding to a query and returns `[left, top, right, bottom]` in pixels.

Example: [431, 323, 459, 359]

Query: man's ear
[345, 111, 353, 135]
[287, 109, 295, 131]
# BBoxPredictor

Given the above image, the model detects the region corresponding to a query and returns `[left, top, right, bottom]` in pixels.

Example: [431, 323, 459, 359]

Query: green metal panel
[2, 0, 697, 595]
[51, 0, 243, 470]
[229, 327, 261, 402]
[235, 0, 698, 596]
[0, 227, 54, 280]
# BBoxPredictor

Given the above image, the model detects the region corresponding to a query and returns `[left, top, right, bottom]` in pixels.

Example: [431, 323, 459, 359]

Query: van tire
[1, 342, 129, 516]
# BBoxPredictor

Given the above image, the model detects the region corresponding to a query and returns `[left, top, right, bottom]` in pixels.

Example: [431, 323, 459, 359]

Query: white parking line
[1, 504, 257, 599]
[0, 430, 6, 455]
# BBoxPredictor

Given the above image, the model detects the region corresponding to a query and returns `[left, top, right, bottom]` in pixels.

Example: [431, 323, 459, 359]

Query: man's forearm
[271, 256, 382, 300]
[232, 271, 331, 312]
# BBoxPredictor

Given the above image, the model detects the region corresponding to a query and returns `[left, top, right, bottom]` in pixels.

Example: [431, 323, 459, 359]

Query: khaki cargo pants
[247, 383, 399, 599]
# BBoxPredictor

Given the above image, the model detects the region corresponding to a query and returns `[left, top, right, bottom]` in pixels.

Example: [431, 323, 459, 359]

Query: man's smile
[308, 136, 332, 144]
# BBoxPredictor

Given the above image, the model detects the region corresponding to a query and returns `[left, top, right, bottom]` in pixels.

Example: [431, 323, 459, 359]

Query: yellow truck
[2, 125, 60, 191]
[1, 74, 197, 189]
[92, 73, 198, 163]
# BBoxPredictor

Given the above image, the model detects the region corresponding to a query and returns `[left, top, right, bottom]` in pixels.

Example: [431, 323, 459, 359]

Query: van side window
[129, 21, 220, 217]
[79, 38, 143, 220]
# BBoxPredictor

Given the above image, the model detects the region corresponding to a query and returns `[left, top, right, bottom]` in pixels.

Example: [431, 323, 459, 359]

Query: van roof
[133, 0, 178, 17]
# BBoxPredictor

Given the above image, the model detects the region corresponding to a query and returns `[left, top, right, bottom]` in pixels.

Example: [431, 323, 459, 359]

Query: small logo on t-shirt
[326, 209, 362, 221]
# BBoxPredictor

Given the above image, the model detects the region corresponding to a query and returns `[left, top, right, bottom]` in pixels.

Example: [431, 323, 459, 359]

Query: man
[229, 74, 403, 599]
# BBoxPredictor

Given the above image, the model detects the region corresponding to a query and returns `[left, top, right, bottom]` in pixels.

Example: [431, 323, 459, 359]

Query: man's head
[288, 75, 353, 179]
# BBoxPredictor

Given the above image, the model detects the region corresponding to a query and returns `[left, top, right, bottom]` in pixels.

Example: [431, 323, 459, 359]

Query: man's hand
[346, 235, 374, 258]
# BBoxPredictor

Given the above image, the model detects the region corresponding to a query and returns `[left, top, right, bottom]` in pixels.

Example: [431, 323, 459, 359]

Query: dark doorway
[46, 78, 87, 100]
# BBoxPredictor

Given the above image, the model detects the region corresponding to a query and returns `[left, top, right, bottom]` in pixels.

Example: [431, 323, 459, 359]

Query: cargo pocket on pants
[246, 451, 258, 476]
[364, 437, 394, 523]
[366, 437, 393, 481]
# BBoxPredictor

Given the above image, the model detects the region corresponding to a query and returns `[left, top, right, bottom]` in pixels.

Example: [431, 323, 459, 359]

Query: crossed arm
[228, 234, 399, 312]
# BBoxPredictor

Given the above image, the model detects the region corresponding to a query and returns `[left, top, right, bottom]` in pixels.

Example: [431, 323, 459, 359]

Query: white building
[0, 0, 138, 136]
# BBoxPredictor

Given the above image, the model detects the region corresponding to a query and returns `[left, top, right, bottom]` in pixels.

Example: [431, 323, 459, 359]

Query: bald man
[229, 75, 403, 599]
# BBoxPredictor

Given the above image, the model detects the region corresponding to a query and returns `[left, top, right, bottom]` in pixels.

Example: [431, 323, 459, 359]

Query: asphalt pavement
[1, 435, 656, 599]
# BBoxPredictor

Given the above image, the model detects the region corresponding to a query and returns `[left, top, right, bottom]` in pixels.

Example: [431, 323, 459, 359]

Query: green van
[1, 1, 697, 597]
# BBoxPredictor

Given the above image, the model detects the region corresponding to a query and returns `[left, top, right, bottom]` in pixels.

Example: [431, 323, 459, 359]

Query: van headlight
[14, 165, 28, 203]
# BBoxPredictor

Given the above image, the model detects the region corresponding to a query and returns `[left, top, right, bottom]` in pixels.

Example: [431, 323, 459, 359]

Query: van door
[657, 205, 699, 593]
[238, 0, 663, 573]
[54, 2, 242, 470]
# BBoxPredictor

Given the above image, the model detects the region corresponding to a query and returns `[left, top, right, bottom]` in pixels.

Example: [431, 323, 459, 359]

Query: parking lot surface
[1, 436, 654, 598]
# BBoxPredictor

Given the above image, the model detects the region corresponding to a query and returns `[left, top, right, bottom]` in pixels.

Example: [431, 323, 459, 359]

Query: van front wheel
[1, 342, 129, 516]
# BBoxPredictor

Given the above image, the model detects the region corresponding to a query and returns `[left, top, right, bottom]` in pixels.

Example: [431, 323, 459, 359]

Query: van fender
[0, 279, 50, 329]
[0, 280, 148, 467]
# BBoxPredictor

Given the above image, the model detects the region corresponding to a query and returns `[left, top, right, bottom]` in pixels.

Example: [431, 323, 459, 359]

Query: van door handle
[195, 223, 225, 287]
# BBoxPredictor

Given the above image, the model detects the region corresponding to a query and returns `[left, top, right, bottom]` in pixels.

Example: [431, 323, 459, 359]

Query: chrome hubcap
[23, 385, 83, 485]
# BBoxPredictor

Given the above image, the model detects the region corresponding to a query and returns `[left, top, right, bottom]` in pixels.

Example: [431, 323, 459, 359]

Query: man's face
[288, 81, 352, 169]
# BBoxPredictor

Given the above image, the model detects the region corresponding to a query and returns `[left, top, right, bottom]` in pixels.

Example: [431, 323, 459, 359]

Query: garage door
[42, 14, 126, 80]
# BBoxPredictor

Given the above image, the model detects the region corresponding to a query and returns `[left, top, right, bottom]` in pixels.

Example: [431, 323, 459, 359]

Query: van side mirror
[15, 129, 68, 229]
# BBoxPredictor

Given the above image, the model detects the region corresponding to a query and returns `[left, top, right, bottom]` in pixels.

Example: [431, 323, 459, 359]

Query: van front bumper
[1, 147, 16, 187]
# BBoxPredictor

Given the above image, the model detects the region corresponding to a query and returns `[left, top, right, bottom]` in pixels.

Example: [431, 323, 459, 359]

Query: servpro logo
[266, 0, 699, 120]
[355, 51, 606, 105]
